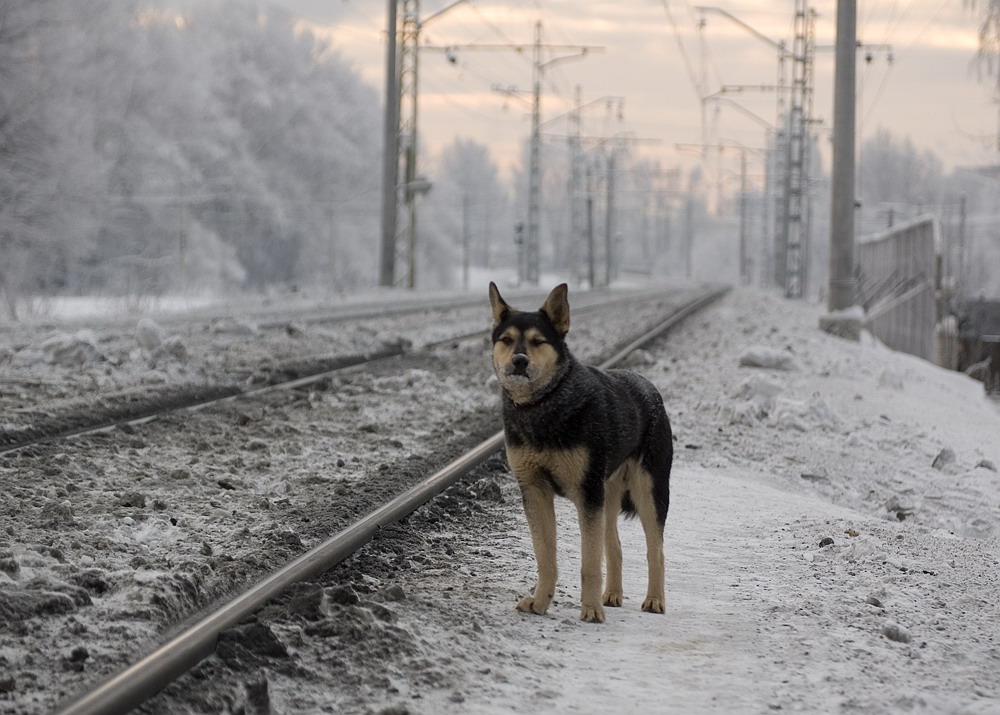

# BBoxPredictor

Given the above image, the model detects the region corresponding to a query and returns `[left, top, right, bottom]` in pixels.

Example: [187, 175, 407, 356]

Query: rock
[381, 584, 406, 602]
[0, 676, 14, 693]
[141, 370, 169, 385]
[40, 500, 75, 528]
[376, 332, 413, 351]
[738, 346, 800, 372]
[377, 706, 410, 715]
[135, 318, 164, 351]
[819, 306, 865, 341]
[866, 595, 884, 608]
[160, 335, 188, 361]
[217, 623, 288, 662]
[287, 584, 327, 620]
[244, 674, 271, 715]
[0, 557, 20, 577]
[931, 448, 956, 470]
[328, 585, 360, 606]
[819, 537, 835, 548]
[210, 317, 258, 336]
[975, 459, 997, 472]
[117, 492, 147, 508]
[39, 331, 103, 366]
[881, 621, 911, 643]
[0, 589, 76, 621]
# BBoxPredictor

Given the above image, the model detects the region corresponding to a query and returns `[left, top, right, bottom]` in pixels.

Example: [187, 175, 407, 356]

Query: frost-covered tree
[0, 0, 383, 311]
[419, 138, 512, 288]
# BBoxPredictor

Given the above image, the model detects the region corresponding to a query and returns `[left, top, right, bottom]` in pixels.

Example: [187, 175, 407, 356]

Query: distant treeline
[1, 0, 383, 303]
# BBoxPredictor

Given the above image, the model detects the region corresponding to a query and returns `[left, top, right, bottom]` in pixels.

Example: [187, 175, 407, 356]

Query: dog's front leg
[577, 506, 606, 623]
[516, 480, 557, 615]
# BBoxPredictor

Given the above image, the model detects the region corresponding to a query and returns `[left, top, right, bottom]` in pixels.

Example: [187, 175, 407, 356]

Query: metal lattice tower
[526, 21, 542, 286]
[778, 0, 815, 298]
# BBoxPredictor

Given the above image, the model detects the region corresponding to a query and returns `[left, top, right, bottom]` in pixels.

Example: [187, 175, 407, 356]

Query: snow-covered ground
[159, 286, 999, 715]
[4, 285, 1000, 714]
[423, 287, 1000, 714]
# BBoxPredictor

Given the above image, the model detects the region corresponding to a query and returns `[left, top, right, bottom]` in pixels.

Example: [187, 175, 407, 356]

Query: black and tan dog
[489, 282, 672, 623]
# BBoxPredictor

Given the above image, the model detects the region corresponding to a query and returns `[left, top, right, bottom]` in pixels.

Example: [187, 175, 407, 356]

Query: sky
[264, 0, 997, 185]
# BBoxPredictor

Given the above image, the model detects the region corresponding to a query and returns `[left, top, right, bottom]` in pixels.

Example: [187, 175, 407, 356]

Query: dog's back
[502, 361, 671, 520]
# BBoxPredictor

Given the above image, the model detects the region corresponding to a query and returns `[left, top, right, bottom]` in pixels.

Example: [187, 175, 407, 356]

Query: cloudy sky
[268, 0, 995, 182]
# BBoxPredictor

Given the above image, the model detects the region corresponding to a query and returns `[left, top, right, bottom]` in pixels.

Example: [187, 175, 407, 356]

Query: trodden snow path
[399, 462, 999, 714]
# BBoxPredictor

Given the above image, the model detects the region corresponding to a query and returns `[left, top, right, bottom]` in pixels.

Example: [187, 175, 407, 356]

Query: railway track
[44, 285, 728, 715]
[0, 287, 692, 455]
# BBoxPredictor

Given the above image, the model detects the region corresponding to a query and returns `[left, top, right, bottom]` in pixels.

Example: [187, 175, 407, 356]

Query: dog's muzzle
[511, 353, 529, 375]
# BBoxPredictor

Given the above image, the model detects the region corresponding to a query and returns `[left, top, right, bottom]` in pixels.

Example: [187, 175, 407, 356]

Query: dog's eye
[529, 338, 546, 348]
[499, 336, 514, 346]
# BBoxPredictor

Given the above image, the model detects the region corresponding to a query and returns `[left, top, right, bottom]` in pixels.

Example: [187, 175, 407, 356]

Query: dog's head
[488, 282, 570, 405]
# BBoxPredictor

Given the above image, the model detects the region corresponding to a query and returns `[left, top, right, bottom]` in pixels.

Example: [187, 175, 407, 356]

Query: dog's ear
[489, 281, 512, 330]
[540, 283, 570, 336]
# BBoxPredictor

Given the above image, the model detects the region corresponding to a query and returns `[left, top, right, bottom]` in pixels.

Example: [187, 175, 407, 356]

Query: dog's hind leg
[602, 469, 626, 607]
[516, 481, 558, 615]
[631, 465, 666, 614]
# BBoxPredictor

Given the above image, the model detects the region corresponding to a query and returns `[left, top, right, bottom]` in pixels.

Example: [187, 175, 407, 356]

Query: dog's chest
[506, 443, 589, 494]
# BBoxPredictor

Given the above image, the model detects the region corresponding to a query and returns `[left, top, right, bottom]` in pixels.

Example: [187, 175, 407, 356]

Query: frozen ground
[0, 285, 705, 714]
[138, 286, 1000, 714]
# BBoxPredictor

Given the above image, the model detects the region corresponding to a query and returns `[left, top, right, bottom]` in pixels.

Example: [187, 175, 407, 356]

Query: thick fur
[489, 282, 672, 623]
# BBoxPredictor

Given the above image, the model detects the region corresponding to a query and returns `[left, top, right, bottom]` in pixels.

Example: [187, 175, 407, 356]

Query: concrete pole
[739, 149, 748, 284]
[827, 0, 857, 311]
[378, 0, 399, 287]
[604, 150, 615, 287]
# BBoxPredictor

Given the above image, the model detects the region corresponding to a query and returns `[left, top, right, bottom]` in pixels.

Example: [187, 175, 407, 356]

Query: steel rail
[1, 288, 678, 456]
[53, 285, 729, 715]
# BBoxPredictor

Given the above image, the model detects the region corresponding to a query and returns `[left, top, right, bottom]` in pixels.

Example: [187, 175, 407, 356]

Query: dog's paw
[602, 590, 623, 607]
[641, 596, 665, 614]
[579, 604, 605, 623]
[516, 596, 549, 615]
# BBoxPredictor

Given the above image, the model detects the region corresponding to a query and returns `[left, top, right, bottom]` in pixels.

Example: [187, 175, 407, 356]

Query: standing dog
[489, 282, 672, 623]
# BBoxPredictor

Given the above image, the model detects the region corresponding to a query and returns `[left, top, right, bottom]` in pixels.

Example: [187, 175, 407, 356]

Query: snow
[2, 285, 999, 714]
[295, 286, 1000, 714]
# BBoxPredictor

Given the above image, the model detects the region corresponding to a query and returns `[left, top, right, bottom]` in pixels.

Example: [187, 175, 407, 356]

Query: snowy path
[396, 460, 998, 714]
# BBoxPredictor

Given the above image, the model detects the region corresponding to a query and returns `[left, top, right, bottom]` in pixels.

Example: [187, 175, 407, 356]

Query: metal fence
[856, 216, 940, 362]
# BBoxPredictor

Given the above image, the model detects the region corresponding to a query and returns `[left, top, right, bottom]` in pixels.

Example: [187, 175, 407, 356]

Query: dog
[488, 282, 672, 623]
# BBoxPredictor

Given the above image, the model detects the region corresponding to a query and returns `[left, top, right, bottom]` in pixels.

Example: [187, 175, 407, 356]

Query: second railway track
[0, 284, 726, 715]
[0, 287, 689, 455]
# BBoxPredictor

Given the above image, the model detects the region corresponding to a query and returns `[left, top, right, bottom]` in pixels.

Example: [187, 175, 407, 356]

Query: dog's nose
[512, 353, 529, 372]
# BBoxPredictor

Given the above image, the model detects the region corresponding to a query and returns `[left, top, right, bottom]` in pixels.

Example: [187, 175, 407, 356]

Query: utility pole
[398, 0, 419, 289]
[456, 27, 600, 285]
[780, 0, 815, 298]
[739, 149, 749, 284]
[379, 0, 399, 287]
[567, 85, 583, 283]
[586, 163, 596, 289]
[384, 0, 466, 289]
[828, 0, 857, 311]
[604, 147, 616, 287]
[462, 192, 470, 291]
